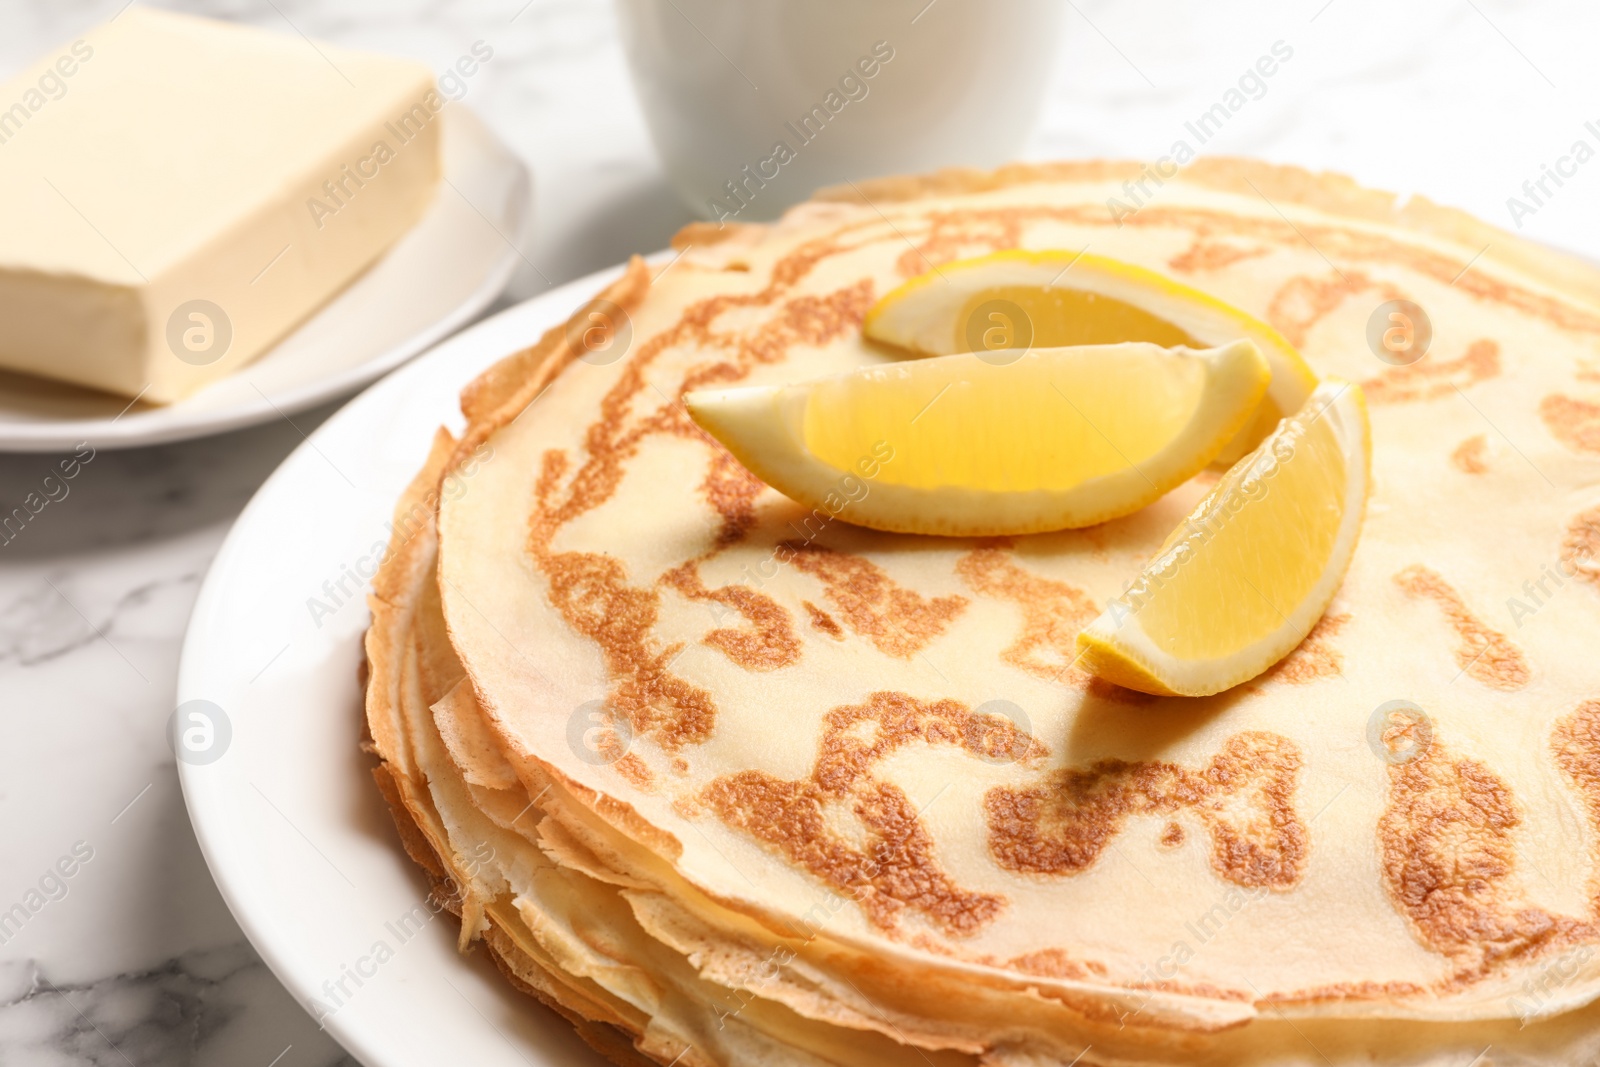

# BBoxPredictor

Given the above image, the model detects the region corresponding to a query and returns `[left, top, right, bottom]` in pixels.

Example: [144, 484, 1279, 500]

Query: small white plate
[177, 266, 635, 1067]
[0, 106, 530, 453]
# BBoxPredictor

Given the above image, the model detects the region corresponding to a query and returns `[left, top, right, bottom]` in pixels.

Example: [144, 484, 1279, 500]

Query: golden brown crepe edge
[363, 421, 675, 1067]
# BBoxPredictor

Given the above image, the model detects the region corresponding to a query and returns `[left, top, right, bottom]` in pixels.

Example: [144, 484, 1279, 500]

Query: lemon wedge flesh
[1075, 380, 1370, 697]
[685, 341, 1270, 537]
[863, 249, 1318, 464]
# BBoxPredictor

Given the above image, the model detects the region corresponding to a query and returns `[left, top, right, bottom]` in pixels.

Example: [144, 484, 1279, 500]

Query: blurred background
[0, 1, 1595, 1064]
[7, 0, 1592, 305]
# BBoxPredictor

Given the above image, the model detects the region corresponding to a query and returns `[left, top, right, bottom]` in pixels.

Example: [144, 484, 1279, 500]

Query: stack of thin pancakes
[365, 159, 1600, 1065]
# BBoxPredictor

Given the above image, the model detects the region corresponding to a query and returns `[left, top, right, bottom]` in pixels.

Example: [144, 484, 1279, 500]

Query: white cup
[614, 0, 1062, 221]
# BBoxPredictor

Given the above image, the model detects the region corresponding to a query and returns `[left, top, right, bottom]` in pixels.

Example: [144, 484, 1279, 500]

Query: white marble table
[1, 1, 1595, 1063]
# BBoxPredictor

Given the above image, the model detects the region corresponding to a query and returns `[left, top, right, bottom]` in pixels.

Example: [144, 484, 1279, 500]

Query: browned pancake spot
[783, 543, 968, 658]
[1378, 711, 1600, 978]
[1265, 271, 1395, 349]
[1563, 507, 1600, 588]
[895, 212, 1022, 277]
[748, 280, 876, 363]
[614, 753, 653, 790]
[1004, 947, 1096, 980]
[803, 600, 844, 639]
[1269, 612, 1350, 684]
[1542, 394, 1600, 455]
[1160, 822, 1185, 848]
[700, 449, 769, 546]
[1554, 701, 1600, 908]
[1362, 340, 1501, 405]
[1393, 565, 1530, 690]
[1452, 435, 1489, 474]
[955, 543, 1099, 682]
[661, 561, 800, 672]
[703, 691, 1044, 937]
[984, 732, 1307, 889]
[538, 542, 717, 750]
[1167, 237, 1270, 274]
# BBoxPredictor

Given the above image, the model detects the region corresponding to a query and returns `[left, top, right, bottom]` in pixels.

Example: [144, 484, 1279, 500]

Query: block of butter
[0, 9, 442, 403]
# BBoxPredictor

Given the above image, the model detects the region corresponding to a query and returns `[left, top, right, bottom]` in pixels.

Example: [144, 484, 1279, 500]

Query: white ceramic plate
[176, 265, 642, 1067]
[0, 106, 530, 453]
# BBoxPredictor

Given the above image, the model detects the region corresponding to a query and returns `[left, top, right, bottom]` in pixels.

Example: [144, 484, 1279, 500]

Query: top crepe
[365, 157, 1600, 1065]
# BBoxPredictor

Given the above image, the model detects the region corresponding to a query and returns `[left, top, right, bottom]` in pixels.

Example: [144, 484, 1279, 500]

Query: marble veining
[1, 0, 1596, 1064]
[0, 945, 354, 1067]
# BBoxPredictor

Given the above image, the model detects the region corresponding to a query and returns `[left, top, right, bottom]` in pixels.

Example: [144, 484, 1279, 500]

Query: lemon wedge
[685, 341, 1270, 537]
[863, 249, 1318, 464]
[1075, 380, 1370, 697]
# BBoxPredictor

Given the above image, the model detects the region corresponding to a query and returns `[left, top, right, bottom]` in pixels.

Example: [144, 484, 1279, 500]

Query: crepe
[365, 158, 1600, 1065]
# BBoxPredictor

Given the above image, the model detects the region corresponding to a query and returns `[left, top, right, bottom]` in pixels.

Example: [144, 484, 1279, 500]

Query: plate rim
[0, 106, 530, 454]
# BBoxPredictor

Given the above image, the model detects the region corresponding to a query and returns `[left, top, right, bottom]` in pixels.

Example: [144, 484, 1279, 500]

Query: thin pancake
[368, 158, 1600, 1064]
